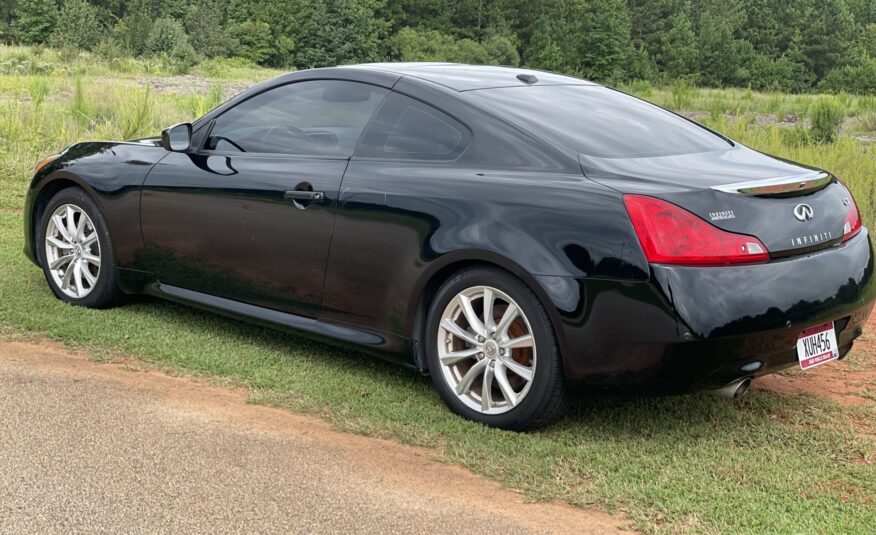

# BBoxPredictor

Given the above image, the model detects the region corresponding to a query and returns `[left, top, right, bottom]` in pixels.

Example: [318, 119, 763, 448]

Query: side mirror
[161, 123, 192, 152]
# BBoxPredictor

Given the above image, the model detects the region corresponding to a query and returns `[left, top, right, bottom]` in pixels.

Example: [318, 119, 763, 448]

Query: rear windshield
[467, 85, 730, 158]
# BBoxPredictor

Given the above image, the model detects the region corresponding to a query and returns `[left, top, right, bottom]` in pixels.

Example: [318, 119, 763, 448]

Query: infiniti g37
[24, 64, 875, 430]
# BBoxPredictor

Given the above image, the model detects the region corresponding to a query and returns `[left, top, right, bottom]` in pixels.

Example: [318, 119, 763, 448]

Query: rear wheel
[425, 268, 568, 431]
[38, 187, 124, 308]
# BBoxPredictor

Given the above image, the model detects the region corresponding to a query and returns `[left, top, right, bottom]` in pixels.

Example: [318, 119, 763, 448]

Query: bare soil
[0, 339, 634, 535]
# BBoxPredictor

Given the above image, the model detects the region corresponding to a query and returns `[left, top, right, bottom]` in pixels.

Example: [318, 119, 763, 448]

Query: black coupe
[24, 64, 875, 430]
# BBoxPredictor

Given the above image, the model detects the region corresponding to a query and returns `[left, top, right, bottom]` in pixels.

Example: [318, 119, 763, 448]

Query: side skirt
[143, 282, 416, 368]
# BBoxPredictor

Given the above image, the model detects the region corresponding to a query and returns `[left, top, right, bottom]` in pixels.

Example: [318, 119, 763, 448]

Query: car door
[320, 91, 473, 339]
[140, 80, 390, 317]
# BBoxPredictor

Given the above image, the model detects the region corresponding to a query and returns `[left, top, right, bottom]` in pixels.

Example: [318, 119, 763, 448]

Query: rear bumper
[547, 229, 875, 392]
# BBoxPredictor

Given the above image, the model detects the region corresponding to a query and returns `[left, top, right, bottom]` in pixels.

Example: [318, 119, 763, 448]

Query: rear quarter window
[354, 93, 470, 161]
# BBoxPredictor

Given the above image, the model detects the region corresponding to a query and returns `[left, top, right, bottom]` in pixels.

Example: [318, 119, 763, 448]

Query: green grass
[1, 45, 875, 534]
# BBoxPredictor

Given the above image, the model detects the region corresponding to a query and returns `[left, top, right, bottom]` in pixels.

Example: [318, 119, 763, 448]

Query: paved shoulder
[0, 341, 631, 534]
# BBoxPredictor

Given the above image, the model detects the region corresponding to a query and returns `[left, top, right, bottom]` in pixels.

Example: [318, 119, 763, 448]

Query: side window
[204, 80, 389, 157]
[354, 93, 470, 161]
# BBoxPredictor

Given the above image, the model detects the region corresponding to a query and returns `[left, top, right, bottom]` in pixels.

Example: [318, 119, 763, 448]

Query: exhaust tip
[708, 378, 752, 400]
[731, 378, 751, 401]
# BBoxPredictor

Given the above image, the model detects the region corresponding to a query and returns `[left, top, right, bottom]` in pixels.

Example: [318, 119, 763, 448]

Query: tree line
[2, 0, 875, 93]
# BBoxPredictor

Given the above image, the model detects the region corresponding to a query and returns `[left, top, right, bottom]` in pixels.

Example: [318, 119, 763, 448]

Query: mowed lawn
[1, 46, 875, 534]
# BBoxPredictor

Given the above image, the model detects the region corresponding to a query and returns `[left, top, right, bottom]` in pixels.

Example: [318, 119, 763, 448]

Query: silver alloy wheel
[437, 285, 536, 414]
[44, 204, 101, 299]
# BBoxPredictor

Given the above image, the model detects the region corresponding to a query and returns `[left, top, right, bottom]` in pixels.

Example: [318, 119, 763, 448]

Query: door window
[205, 80, 389, 157]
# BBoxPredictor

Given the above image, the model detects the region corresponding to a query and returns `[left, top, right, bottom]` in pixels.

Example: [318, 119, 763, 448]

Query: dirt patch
[0, 339, 635, 535]
[141, 75, 252, 100]
[755, 311, 876, 408]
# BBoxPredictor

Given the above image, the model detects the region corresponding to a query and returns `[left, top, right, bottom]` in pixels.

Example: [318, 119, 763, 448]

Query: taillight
[842, 195, 862, 242]
[623, 194, 769, 266]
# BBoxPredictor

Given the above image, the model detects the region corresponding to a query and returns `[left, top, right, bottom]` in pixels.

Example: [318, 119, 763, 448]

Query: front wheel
[38, 187, 125, 308]
[425, 268, 568, 431]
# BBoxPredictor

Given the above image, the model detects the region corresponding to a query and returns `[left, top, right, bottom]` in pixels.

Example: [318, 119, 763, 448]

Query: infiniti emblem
[793, 203, 814, 222]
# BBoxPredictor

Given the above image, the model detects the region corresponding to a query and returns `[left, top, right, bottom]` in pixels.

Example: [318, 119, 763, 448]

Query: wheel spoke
[82, 253, 101, 267]
[61, 260, 74, 290]
[52, 215, 72, 242]
[459, 293, 485, 336]
[65, 206, 77, 239]
[50, 254, 75, 270]
[440, 318, 480, 347]
[439, 347, 480, 366]
[482, 288, 495, 332]
[81, 232, 98, 247]
[500, 355, 533, 382]
[81, 264, 98, 287]
[503, 334, 534, 350]
[481, 364, 494, 411]
[47, 236, 73, 250]
[455, 359, 488, 396]
[495, 303, 519, 339]
[75, 211, 86, 240]
[72, 260, 84, 297]
[494, 362, 518, 407]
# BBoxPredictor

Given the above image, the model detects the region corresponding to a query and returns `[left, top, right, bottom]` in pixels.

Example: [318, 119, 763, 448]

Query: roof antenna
[516, 73, 538, 84]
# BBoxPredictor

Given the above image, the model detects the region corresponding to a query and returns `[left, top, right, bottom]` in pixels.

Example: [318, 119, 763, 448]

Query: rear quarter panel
[320, 161, 649, 358]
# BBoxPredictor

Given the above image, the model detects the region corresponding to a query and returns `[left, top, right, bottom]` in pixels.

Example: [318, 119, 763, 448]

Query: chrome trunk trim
[711, 172, 832, 197]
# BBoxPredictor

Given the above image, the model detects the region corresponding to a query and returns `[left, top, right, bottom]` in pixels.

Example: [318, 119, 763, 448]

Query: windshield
[467, 85, 731, 158]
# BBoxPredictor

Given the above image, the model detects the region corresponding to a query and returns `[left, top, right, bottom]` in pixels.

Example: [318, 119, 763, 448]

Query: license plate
[796, 322, 839, 370]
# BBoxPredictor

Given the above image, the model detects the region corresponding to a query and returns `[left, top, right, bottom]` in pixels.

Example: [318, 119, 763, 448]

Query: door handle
[284, 190, 325, 202]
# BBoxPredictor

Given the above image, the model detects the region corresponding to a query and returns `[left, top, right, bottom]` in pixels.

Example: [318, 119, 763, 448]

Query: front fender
[24, 141, 168, 269]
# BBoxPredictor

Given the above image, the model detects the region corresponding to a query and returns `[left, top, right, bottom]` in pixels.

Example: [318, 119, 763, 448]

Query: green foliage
[390, 27, 518, 66]
[819, 57, 876, 95]
[146, 18, 188, 57]
[4, 0, 876, 93]
[16, 0, 59, 45]
[228, 20, 274, 64]
[111, 0, 153, 56]
[50, 0, 103, 51]
[808, 97, 846, 143]
[295, 0, 385, 67]
[184, 2, 231, 58]
[660, 11, 699, 81]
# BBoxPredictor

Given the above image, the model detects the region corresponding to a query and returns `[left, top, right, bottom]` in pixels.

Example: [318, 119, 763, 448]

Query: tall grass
[120, 88, 156, 140]
[26, 77, 48, 108]
[809, 97, 846, 143]
[186, 84, 224, 118]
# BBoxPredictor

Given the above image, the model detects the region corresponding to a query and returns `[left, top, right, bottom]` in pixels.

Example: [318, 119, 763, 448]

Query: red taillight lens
[842, 195, 862, 242]
[623, 194, 769, 266]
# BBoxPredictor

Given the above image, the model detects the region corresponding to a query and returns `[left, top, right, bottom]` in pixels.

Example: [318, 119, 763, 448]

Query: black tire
[425, 267, 568, 431]
[37, 187, 125, 309]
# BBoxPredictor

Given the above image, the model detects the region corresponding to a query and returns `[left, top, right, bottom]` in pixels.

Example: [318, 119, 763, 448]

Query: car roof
[348, 63, 597, 92]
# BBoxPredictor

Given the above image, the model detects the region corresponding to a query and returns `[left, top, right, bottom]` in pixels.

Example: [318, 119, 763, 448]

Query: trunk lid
[581, 146, 852, 257]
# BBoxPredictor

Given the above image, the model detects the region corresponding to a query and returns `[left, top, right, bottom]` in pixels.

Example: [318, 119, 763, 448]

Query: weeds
[670, 79, 694, 110]
[186, 84, 224, 119]
[26, 77, 48, 109]
[120, 88, 156, 140]
[809, 97, 846, 143]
